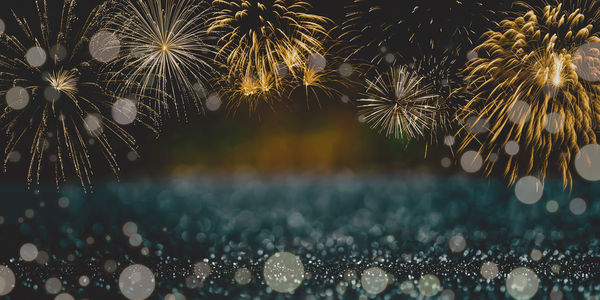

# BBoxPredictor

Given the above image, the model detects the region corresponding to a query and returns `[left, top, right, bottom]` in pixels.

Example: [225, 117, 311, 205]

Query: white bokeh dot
[45, 277, 62, 294]
[234, 267, 252, 285]
[361, 267, 388, 295]
[515, 176, 543, 205]
[449, 234, 466, 253]
[574, 144, 600, 181]
[26, 46, 47, 67]
[506, 267, 539, 300]
[307, 53, 326, 72]
[569, 197, 587, 215]
[6, 86, 29, 110]
[263, 252, 305, 294]
[112, 98, 137, 125]
[546, 200, 559, 213]
[418, 274, 441, 297]
[20, 243, 38, 262]
[84, 114, 102, 134]
[480, 262, 498, 280]
[544, 113, 564, 134]
[505, 141, 520, 156]
[206, 93, 221, 112]
[0, 265, 15, 296]
[0, 18, 5, 35]
[460, 151, 483, 173]
[338, 63, 353, 77]
[55, 293, 75, 300]
[507, 100, 531, 125]
[119, 264, 156, 300]
[90, 31, 120, 63]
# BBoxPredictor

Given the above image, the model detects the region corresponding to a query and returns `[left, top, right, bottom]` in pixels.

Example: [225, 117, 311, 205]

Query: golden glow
[460, 3, 600, 186]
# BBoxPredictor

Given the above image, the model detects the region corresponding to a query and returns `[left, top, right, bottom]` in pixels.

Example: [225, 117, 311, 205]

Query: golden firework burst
[460, 1, 600, 185]
[209, 0, 329, 109]
[105, 0, 217, 120]
[0, 0, 157, 190]
[357, 66, 445, 141]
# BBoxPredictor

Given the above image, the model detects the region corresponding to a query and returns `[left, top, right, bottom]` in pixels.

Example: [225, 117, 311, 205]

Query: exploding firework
[105, 0, 217, 120]
[357, 66, 447, 142]
[209, 0, 329, 109]
[0, 0, 156, 189]
[459, 1, 600, 185]
[342, 0, 510, 64]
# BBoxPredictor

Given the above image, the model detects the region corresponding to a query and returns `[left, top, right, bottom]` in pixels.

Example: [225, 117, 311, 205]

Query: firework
[105, 0, 217, 120]
[357, 66, 446, 141]
[0, 0, 156, 189]
[209, 0, 329, 109]
[342, 0, 510, 64]
[459, 1, 600, 185]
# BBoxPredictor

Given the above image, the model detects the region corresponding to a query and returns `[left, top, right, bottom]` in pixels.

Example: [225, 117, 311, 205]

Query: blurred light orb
[544, 113, 564, 134]
[465, 116, 489, 134]
[546, 200, 559, 213]
[112, 98, 137, 125]
[384, 53, 395, 63]
[165, 292, 186, 300]
[467, 49, 478, 61]
[506, 267, 539, 299]
[57, 197, 69, 208]
[89, 31, 120, 63]
[84, 114, 102, 134]
[480, 262, 499, 280]
[55, 293, 74, 300]
[505, 141, 520, 156]
[460, 151, 483, 173]
[45, 277, 62, 294]
[193, 262, 211, 281]
[19, 243, 38, 262]
[569, 197, 587, 215]
[206, 94, 221, 112]
[234, 267, 252, 285]
[444, 135, 455, 147]
[360, 267, 388, 295]
[0, 265, 15, 296]
[338, 63, 353, 77]
[119, 264, 156, 300]
[514, 176, 543, 205]
[26, 46, 47, 67]
[43, 86, 61, 102]
[574, 144, 600, 181]
[530, 249, 542, 261]
[449, 234, 466, 253]
[400, 280, 415, 294]
[340, 95, 350, 103]
[507, 100, 531, 125]
[263, 252, 305, 294]
[122, 221, 138, 237]
[307, 53, 326, 72]
[0, 18, 5, 35]
[417, 274, 441, 297]
[104, 260, 118, 273]
[78, 275, 90, 287]
[441, 157, 452, 168]
[50, 44, 67, 62]
[574, 42, 600, 82]
[7, 151, 21, 163]
[6, 86, 29, 110]
[440, 289, 456, 300]
[129, 233, 143, 247]
[193, 82, 208, 98]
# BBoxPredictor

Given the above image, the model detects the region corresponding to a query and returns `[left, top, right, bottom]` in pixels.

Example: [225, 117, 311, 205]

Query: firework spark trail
[0, 0, 157, 190]
[105, 0, 217, 121]
[459, 1, 600, 185]
[357, 66, 445, 142]
[209, 0, 330, 110]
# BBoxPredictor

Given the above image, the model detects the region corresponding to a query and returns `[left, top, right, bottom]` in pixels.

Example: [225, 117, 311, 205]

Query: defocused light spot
[467, 49, 478, 61]
[506, 267, 539, 299]
[417, 274, 441, 297]
[45, 277, 62, 294]
[119, 264, 156, 300]
[441, 157, 452, 168]
[50, 44, 67, 62]
[569, 197, 586, 215]
[338, 63, 353, 77]
[573, 42, 600, 82]
[112, 98, 137, 125]
[505, 141, 520, 156]
[26, 46, 47, 67]
[574, 144, 600, 181]
[84, 114, 102, 134]
[544, 113, 564, 134]
[104, 260, 117, 273]
[400, 280, 415, 294]
[193, 261, 211, 281]
[234, 267, 252, 285]
[460, 151, 483, 173]
[546, 200, 559, 213]
[206, 93, 221, 112]
[360, 267, 388, 295]
[6, 86, 29, 110]
[444, 135, 455, 147]
[515, 176, 543, 205]
[20, 243, 38, 262]
[55, 293, 74, 300]
[307, 53, 326, 72]
[263, 252, 304, 293]
[449, 234, 466, 253]
[79, 275, 90, 287]
[0, 19, 5, 35]
[123, 221, 138, 237]
[530, 249, 542, 261]
[90, 31, 120, 63]
[480, 262, 498, 280]
[0, 265, 15, 296]
[58, 197, 69, 209]
[7, 151, 21, 163]
[508, 100, 531, 124]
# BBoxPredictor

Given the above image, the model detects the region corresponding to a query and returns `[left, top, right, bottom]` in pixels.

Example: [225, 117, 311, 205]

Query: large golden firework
[105, 0, 217, 120]
[209, 0, 329, 110]
[0, 0, 156, 190]
[460, 1, 600, 185]
[357, 66, 446, 141]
